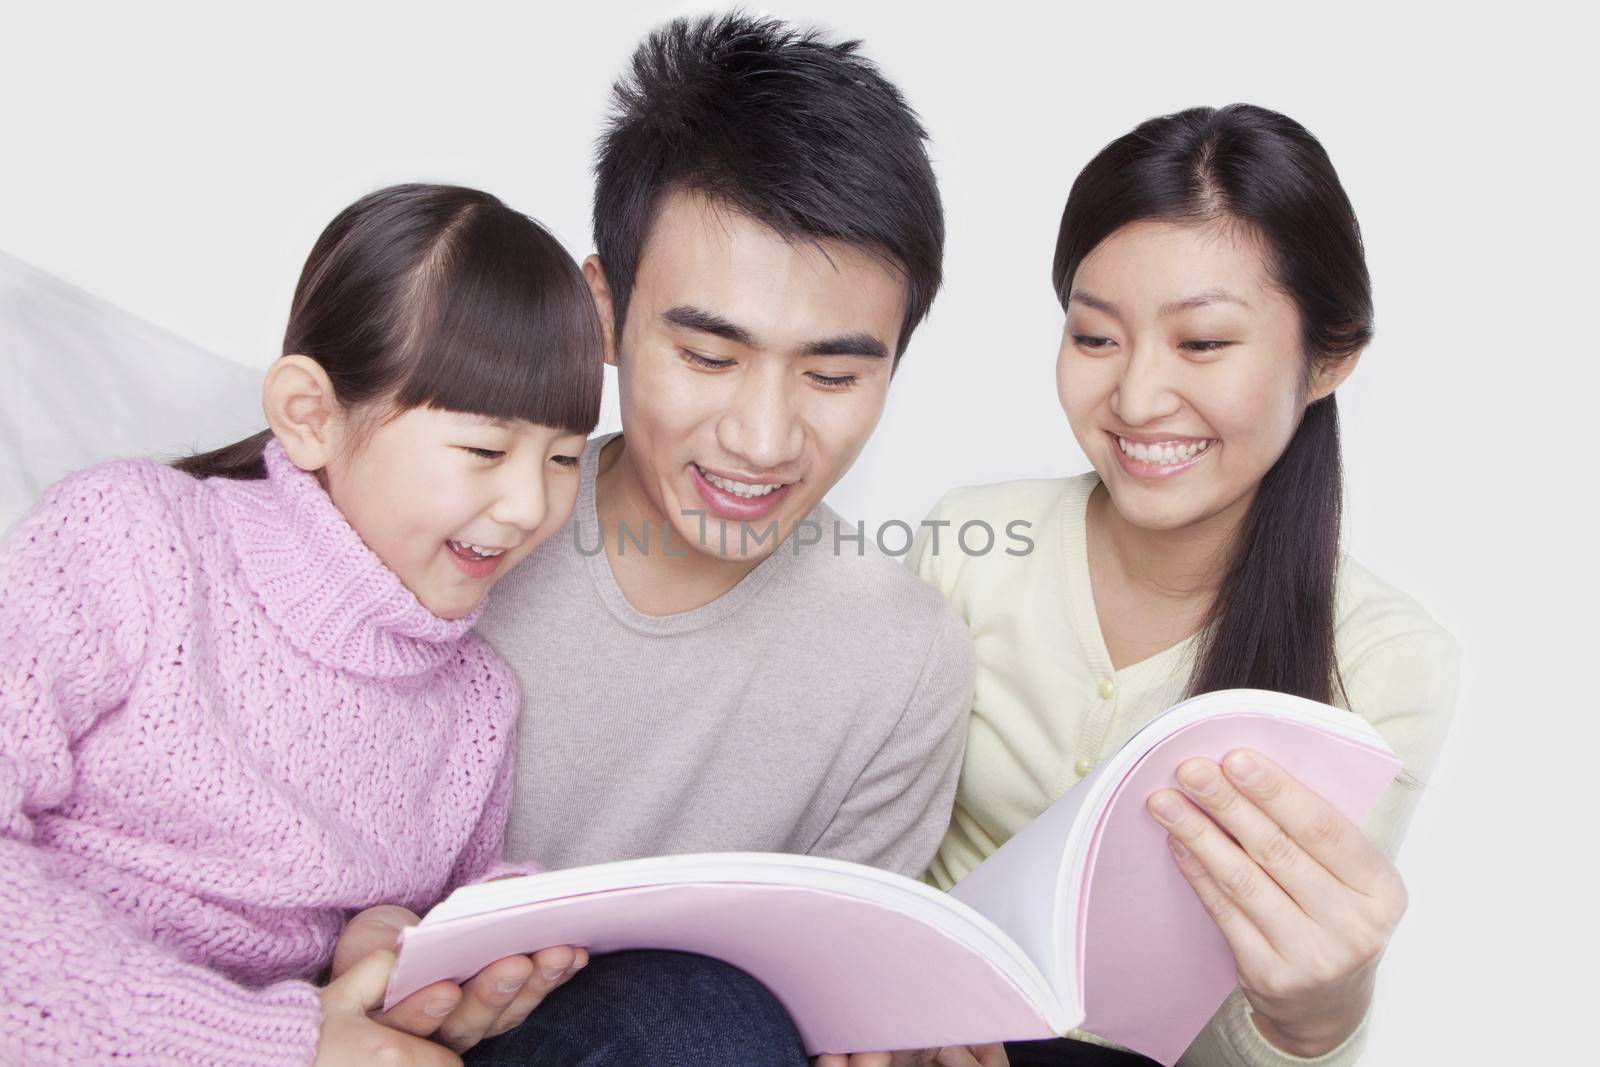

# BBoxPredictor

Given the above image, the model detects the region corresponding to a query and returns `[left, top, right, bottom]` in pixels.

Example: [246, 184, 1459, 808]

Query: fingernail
[1169, 837, 1191, 861]
[1225, 751, 1262, 786]
[497, 977, 527, 994]
[1149, 791, 1184, 822]
[541, 964, 566, 981]
[1178, 761, 1220, 795]
[426, 999, 454, 1018]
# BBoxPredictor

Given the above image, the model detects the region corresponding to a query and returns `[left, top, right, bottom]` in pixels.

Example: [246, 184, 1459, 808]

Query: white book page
[420, 851, 1070, 1029]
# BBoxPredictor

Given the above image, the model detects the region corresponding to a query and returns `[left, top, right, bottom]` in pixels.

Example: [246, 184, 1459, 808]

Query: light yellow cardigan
[907, 474, 1459, 1067]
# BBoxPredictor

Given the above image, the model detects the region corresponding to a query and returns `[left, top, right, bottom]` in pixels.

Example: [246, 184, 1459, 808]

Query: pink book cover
[383, 691, 1400, 1060]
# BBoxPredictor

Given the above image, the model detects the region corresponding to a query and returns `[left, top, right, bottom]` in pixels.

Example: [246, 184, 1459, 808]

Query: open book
[383, 689, 1400, 1064]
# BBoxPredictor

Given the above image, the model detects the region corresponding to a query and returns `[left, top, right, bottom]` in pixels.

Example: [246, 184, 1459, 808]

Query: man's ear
[583, 255, 620, 368]
[262, 355, 342, 471]
[1308, 347, 1364, 404]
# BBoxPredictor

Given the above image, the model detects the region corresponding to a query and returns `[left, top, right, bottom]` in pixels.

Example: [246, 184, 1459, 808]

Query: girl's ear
[263, 355, 343, 471]
[583, 255, 620, 368]
[1308, 347, 1365, 404]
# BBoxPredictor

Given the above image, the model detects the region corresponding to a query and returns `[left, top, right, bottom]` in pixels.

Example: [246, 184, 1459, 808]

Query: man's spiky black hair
[593, 10, 945, 363]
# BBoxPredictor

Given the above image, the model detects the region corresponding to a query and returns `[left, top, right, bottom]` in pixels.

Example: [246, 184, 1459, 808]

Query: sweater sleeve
[0, 468, 323, 1066]
[1177, 616, 1462, 1067]
[447, 676, 542, 887]
[807, 604, 974, 879]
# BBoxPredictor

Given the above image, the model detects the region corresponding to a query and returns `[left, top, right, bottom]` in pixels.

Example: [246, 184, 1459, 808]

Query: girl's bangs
[393, 210, 604, 435]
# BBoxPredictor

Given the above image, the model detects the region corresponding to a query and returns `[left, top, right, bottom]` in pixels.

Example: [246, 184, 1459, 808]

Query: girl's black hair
[174, 183, 604, 480]
[1053, 104, 1372, 705]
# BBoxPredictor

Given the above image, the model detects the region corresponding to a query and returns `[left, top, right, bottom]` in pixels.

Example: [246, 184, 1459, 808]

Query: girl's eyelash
[551, 455, 580, 468]
[1073, 334, 1114, 349]
[464, 447, 504, 460]
[1180, 340, 1235, 353]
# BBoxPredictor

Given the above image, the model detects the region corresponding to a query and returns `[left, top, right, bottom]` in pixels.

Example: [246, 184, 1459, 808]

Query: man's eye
[683, 350, 735, 369]
[463, 447, 504, 460]
[1073, 334, 1115, 351]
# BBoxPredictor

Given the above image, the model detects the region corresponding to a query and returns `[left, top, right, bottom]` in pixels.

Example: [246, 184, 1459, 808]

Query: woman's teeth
[1117, 436, 1212, 466]
[700, 467, 783, 499]
[449, 540, 506, 559]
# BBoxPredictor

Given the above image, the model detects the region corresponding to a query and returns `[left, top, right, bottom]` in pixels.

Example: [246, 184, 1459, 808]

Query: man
[334, 13, 979, 1065]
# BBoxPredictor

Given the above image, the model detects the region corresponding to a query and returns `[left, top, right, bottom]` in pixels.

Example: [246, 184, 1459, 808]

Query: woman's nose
[1111, 346, 1181, 426]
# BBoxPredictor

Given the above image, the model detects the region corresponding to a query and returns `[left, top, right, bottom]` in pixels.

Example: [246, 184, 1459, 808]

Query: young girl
[908, 106, 1458, 1067]
[0, 184, 604, 1065]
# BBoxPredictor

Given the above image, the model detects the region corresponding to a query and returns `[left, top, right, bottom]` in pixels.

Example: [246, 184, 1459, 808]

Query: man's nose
[718, 367, 804, 471]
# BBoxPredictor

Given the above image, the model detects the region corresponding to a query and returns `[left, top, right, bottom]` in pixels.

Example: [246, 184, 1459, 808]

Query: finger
[330, 949, 398, 1013]
[1162, 828, 1282, 974]
[369, 978, 463, 1038]
[330, 905, 422, 980]
[850, 1053, 894, 1067]
[1220, 750, 1395, 896]
[487, 947, 589, 1039]
[1174, 757, 1345, 920]
[433, 954, 540, 1053]
[972, 1043, 1010, 1067]
[1148, 787, 1310, 953]
[933, 1046, 983, 1067]
[814, 1056, 848, 1067]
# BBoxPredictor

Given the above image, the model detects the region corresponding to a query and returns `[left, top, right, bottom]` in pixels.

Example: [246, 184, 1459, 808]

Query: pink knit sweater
[0, 439, 522, 1065]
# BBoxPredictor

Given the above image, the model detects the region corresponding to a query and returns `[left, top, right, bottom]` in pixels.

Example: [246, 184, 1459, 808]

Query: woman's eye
[551, 454, 580, 468]
[1073, 334, 1115, 351]
[463, 447, 504, 460]
[808, 372, 858, 390]
[682, 350, 735, 370]
[1179, 339, 1235, 354]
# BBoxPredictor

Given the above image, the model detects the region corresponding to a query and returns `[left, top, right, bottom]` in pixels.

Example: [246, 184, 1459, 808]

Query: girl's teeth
[451, 540, 505, 558]
[701, 467, 781, 498]
[1117, 436, 1211, 466]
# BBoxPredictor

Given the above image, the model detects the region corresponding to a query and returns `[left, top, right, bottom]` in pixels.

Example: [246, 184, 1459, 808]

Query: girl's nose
[491, 474, 548, 534]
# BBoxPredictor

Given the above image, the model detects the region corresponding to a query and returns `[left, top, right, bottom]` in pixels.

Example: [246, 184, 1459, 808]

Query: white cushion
[0, 249, 262, 532]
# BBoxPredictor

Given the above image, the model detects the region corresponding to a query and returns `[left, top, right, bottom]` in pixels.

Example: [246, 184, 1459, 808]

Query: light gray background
[4, 1, 1593, 1060]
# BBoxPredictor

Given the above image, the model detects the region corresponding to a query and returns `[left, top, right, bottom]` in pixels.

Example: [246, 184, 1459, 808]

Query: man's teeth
[1117, 436, 1212, 466]
[700, 467, 782, 498]
[450, 540, 506, 558]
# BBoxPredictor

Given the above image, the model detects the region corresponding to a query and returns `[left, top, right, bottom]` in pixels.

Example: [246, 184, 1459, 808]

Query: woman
[909, 104, 1458, 1066]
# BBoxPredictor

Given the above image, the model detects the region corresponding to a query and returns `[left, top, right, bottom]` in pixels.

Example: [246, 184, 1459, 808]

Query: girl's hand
[330, 904, 587, 1054]
[315, 950, 461, 1066]
[1146, 749, 1407, 1057]
[813, 1044, 1008, 1066]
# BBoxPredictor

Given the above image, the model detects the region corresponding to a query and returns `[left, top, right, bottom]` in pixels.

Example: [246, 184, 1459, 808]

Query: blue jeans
[462, 950, 810, 1066]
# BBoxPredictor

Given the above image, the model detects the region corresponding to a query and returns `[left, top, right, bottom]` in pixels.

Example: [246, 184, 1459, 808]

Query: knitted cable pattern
[1, 438, 521, 1065]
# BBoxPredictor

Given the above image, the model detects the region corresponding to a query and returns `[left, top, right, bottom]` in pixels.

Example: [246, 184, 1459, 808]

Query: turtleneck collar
[213, 438, 481, 678]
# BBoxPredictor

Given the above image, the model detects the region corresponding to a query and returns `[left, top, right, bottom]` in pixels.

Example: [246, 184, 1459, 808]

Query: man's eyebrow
[1159, 288, 1251, 316]
[661, 305, 758, 347]
[800, 332, 889, 360]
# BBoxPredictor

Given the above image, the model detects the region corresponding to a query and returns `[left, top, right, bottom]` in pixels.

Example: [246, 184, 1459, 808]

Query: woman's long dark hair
[1053, 105, 1372, 705]
[174, 183, 604, 479]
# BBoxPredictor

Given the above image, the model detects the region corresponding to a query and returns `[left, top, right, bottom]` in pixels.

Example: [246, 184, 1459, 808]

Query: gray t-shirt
[476, 433, 974, 879]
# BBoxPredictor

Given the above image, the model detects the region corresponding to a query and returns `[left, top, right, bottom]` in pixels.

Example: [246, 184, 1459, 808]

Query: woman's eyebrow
[1068, 289, 1119, 316]
[1159, 288, 1251, 316]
